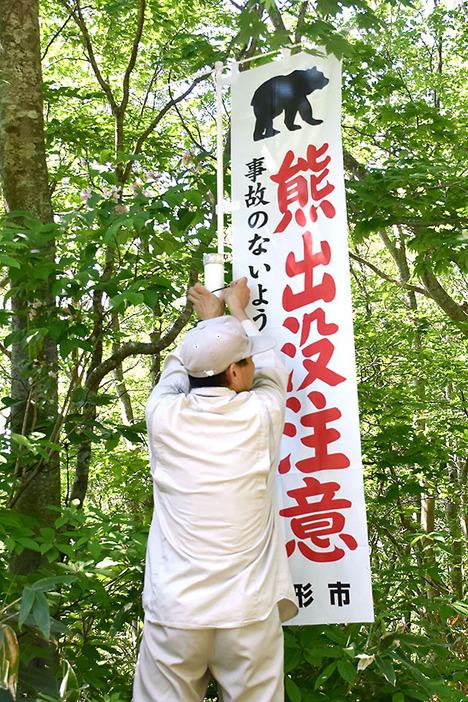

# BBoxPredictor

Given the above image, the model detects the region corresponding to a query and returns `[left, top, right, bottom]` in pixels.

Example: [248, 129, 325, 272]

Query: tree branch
[168, 73, 212, 157]
[137, 66, 161, 123]
[379, 227, 418, 311]
[343, 149, 369, 180]
[294, 1, 309, 44]
[120, 0, 146, 116]
[0, 340, 11, 358]
[85, 269, 199, 393]
[41, 13, 73, 60]
[122, 72, 210, 182]
[111, 312, 135, 425]
[58, 0, 118, 113]
[349, 251, 430, 298]
[265, 0, 288, 32]
[420, 262, 468, 326]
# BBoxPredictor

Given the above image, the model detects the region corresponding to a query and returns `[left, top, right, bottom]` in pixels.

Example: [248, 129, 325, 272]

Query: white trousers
[132, 607, 284, 702]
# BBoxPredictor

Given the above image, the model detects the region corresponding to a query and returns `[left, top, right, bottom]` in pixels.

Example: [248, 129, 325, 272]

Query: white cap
[180, 316, 276, 378]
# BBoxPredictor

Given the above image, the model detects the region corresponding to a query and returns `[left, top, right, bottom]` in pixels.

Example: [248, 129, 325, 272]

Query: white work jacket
[143, 319, 298, 628]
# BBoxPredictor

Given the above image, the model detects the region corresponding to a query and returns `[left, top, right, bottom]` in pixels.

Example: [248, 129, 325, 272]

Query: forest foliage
[0, 0, 468, 699]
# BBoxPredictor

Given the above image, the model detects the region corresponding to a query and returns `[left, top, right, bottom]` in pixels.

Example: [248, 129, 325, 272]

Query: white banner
[231, 51, 374, 624]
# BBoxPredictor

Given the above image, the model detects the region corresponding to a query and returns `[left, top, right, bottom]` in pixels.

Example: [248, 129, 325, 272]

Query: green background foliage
[1, 0, 468, 699]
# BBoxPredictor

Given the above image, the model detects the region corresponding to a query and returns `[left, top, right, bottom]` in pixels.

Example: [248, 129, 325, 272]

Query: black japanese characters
[251, 67, 329, 141]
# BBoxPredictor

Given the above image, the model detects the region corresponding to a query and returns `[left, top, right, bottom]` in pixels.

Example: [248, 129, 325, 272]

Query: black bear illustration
[251, 67, 329, 141]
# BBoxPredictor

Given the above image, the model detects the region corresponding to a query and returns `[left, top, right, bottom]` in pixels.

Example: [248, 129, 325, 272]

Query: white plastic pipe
[214, 60, 224, 256]
[203, 62, 225, 295]
[203, 252, 224, 293]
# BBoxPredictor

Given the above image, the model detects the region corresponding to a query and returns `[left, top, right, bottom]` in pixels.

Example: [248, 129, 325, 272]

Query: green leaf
[337, 658, 357, 685]
[314, 661, 337, 689]
[451, 600, 468, 616]
[285, 675, 302, 702]
[184, 189, 203, 207]
[10, 433, 35, 450]
[142, 287, 160, 310]
[109, 290, 145, 309]
[17, 537, 42, 552]
[18, 586, 36, 629]
[39, 527, 56, 541]
[31, 575, 76, 592]
[88, 539, 102, 560]
[32, 591, 51, 640]
[284, 646, 301, 673]
[375, 655, 397, 686]
[324, 628, 346, 645]
[0, 254, 21, 269]
[316, 0, 342, 16]
[59, 338, 76, 358]
[105, 435, 120, 451]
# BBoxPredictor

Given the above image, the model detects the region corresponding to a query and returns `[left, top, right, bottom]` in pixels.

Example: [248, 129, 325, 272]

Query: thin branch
[122, 72, 211, 182]
[41, 13, 73, 60]
[120, 0, 146, 116]
[10, 388, 34, 491]
[168, 72, 211, 157]
[349, 251, 430, 298]
[7, 350, 89, 509]
[138, 66, 162, 122]
[0, 340, 11, 358]
[58, 0, 118, 113]
[112, 312, 135, 425]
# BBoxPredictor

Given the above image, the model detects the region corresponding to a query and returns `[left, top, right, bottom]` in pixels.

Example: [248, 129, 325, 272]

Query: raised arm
[223, 277, 250, 322]
[188, 283, 225, 320]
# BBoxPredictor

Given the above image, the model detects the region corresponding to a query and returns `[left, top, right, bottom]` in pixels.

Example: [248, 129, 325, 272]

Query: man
[133, 278, 298, 702]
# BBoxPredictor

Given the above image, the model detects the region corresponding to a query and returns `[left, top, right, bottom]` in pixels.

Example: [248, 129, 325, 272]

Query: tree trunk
[447, 464, 463, 599]
[0, 0, 60, 560]
[0, 1, 61, 694]
[112, 313, 135, 424]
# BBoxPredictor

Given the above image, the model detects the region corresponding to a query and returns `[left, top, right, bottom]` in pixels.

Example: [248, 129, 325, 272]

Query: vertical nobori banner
[231, 51, 374, 625]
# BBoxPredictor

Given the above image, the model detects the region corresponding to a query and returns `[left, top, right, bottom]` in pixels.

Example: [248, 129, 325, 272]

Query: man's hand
[223, 278, 250, 321]
[188, 283, 225, 320]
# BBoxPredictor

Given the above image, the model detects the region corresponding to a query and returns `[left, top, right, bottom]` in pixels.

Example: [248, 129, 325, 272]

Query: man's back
[133, 280, 298, 702]
[142, 334, 297, 628]
[151, 387, 274, 558]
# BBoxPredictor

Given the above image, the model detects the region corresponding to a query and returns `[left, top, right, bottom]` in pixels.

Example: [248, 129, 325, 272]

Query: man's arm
[223, 278, 250, 322]
[224, 278, 288, 393]
[146, 347, 188, 415]
[188, 277, 250, 323]
[224, 278, 288, 444]
[148, 282, 225, 412]
[188, 282, 225, 320]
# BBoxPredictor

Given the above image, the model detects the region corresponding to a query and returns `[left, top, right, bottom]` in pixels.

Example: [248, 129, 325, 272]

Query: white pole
[215, 60, 224, 256]
[203, 61, 225, 294]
